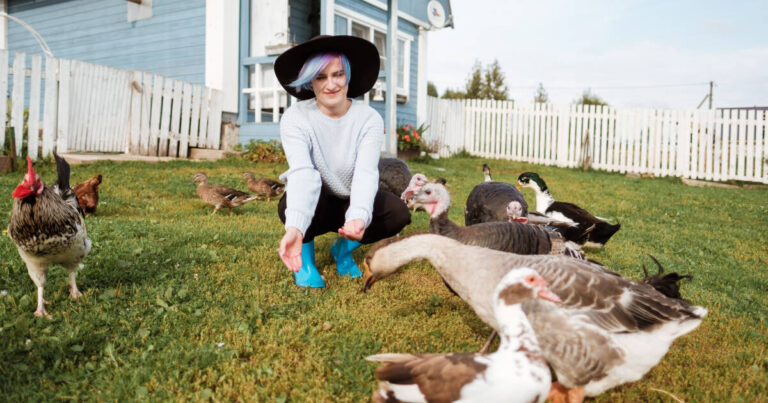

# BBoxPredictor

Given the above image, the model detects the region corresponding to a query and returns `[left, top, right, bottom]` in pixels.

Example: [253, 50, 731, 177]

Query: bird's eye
[526, 275, 536, 283]
[425, 190, 431, 195]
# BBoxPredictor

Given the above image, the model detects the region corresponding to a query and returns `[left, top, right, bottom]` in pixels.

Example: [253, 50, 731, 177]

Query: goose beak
[537, 287, 561, 303]
[362, 262, 376, 293]
[516, 184, 523, 190]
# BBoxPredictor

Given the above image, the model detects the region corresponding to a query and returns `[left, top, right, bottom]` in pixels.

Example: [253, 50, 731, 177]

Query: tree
[534, 83, 549, 103]
[440, 60, 511, 101]
[482, 59, 508, 101]
[575, 89, 608, 106]
[464, 61, 484, 99]
[441, 88, 466, 99]
[427, 81, 438, 97]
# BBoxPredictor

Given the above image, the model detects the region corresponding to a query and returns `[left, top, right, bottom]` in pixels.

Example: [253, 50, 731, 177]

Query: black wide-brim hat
[274, 35, 380, 100]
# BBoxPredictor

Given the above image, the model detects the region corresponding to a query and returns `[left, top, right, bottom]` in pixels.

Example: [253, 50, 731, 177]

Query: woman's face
[311, 57, 349, 111]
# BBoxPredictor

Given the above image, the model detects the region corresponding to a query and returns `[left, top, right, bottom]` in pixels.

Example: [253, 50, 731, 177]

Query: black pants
[278, 187, 411, 243]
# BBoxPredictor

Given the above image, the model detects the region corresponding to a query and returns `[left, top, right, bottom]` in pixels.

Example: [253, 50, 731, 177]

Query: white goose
[367, 268, 559, 403]
[362, 234, 707, 402]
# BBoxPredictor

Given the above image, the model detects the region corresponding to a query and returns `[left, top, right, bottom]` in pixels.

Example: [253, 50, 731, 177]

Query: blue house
[1, 0, 453, 153]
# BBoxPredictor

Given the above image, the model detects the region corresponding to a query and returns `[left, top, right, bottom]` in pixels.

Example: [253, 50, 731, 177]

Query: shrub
[241, 140, 286, 163]
[395, 123, 428, 151]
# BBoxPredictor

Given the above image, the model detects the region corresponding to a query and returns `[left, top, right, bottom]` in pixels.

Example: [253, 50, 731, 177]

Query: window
[374, 31, 386, 72]
[334, 16, 348, 35]
[245, 60, 291, 123]
[333, 9, 412, 98]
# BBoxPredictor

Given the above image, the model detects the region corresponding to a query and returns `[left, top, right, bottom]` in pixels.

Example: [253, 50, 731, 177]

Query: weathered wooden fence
[425, 97, 768, 183]
[1, 50, 222, 160]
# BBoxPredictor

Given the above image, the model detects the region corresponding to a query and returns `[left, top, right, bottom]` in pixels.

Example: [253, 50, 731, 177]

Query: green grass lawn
[1, 156, 766, 401]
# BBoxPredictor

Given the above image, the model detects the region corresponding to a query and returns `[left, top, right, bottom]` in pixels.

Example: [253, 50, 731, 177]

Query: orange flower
[404, 135, 410, 142]
[413, 132, 420, 139]
[402, 125, 408, 131]
[409, 124, 414, 129]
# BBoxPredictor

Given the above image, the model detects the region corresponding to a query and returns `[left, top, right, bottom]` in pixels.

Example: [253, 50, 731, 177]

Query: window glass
[334, 15, 348, 35]
[351, 22, 368, 39]
[397, 39, 405, 88]
[374, 31, 386, 71]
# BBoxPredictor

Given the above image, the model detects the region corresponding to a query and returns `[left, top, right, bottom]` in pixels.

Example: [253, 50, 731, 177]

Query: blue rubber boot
[294, 241, 325, 288]
[330, 238, 362, 278]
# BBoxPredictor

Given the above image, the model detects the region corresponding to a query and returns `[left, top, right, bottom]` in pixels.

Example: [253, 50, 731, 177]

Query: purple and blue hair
[289, 53, 351, 92]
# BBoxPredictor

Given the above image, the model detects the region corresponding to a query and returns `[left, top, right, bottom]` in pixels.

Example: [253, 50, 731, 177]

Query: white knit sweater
[279, 99, 384, 236]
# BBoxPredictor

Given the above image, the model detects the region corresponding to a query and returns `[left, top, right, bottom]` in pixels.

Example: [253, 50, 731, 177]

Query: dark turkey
[464, 163, 528, 225]
[378, 158, 412, 196]
[414, 182, 583, 259]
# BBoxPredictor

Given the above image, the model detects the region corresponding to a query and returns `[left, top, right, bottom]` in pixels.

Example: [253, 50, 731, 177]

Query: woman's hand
[339, 219, 365, 241]
[279, 227, 304, 272]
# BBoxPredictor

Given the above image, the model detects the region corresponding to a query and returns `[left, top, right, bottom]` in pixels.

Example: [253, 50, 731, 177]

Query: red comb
[26, 155, 35, 178]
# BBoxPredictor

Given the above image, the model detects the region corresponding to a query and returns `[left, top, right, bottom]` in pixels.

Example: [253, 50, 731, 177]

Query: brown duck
[242, 172, 284, 202]
[192, 172, 259, 215]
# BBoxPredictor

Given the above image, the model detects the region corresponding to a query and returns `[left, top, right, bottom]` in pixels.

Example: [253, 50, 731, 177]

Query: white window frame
[334, 5, 412, 98]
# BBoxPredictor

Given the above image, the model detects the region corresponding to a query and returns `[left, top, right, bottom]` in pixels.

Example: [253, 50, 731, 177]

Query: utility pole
[697, 81, 714, 109]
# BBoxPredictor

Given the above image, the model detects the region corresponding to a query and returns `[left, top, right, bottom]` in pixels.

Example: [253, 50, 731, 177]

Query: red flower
[409, 124, 414, 129]
[402, 125, 408, 131]
[404, 135, 410, 142]
[413, 132, 420, 139]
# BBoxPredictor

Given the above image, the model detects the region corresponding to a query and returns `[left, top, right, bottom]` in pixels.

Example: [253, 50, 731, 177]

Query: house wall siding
[8, 0, 206, 84]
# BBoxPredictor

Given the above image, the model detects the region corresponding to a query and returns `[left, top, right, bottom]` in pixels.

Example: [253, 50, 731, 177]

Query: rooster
[7, 154, 92, 317]
[72, 174, 102, 214]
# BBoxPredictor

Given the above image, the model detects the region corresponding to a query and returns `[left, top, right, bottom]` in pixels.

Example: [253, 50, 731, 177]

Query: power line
[507, 82, 711, 90]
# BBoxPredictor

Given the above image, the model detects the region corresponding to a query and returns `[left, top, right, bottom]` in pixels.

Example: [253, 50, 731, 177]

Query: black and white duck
[367, 268, 558, 403]
[465, 163, 528, 226]
[362, 234, 707, 402]
[413, 181, 585, 259]
[517, 172, 620, 248]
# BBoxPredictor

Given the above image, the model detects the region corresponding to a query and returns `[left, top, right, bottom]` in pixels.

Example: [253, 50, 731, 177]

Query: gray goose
[192, 172, 259, 215]
[517, 172, 621, 248]
[362, 234, 707, 401]
[412, 182, 584, 259]
[367, 268, 558, 403]
[378, 158, 412, 197]
[464, 163, 528, 225]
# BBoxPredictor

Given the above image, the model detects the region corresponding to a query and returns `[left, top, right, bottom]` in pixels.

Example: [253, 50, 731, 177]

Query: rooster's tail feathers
[52, 153, 71, 191]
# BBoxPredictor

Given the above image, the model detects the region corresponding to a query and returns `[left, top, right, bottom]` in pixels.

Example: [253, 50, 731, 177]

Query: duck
[412, 181, 585, 259]
[464, 163, 528, 226]
[362, 234, 707, 402]
[367, 268, 559, 403]
[508, 202, 595, 251]
[378, 158, 412, 197]
[192, 172, 259, 215]
[242, 172, 285, 202]
[517, 172, 620, 248]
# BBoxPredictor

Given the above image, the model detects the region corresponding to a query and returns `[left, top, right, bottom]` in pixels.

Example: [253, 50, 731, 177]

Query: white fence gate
[425, 97, 768, 184]
[0, 50, 223, 160]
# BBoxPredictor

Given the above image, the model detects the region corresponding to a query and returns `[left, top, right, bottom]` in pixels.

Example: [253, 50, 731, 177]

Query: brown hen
[72, 174, 102, 214]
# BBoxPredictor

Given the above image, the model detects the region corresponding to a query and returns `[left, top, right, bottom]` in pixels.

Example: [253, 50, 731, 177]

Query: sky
[426, 0, 768, 109]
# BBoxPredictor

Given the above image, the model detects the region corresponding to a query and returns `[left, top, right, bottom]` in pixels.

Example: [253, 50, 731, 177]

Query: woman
[274, 35, 411, 288]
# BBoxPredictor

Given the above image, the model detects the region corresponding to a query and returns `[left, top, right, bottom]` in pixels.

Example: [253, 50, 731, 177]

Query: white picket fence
[425, 97, 768, 183]
[0, 50, 223, 160]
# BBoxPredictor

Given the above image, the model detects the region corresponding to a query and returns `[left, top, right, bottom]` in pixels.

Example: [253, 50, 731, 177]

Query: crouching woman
[274, 35, 411, 288]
